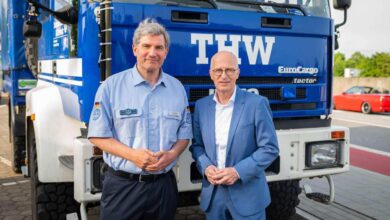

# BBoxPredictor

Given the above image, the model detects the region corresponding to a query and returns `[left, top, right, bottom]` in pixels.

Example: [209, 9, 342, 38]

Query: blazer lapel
[206, 97, 217, 163]
[226, 89, 245, 157]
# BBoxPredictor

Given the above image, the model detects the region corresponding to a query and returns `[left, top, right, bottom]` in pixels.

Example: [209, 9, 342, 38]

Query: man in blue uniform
[88, 19, 192, 220]
[190, 51, 279, 220]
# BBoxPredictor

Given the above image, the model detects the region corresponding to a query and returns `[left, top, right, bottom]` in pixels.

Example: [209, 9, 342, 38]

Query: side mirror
[333, 0, 351, 10]
[27, 0, 78, 25]
[333, 0, 352, 49]
[53, 5, 78, 25]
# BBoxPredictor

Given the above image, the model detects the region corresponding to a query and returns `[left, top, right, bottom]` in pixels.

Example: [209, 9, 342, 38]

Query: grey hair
[132, 18, 170, 48]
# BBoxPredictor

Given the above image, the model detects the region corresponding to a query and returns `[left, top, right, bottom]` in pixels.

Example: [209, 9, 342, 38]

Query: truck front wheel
[28, 124, 80, 220]
[266, 180, 301, 220]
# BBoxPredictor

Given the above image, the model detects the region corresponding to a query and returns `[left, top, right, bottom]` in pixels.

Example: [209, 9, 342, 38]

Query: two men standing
[88, 19, 279, 220]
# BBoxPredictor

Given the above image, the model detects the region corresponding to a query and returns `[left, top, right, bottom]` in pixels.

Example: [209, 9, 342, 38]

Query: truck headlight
[305, 141, 341, 169]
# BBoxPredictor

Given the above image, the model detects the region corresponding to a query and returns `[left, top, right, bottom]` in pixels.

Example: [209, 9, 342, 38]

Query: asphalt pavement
[1, 95, 390, 219]
[332, 110, 390, 153]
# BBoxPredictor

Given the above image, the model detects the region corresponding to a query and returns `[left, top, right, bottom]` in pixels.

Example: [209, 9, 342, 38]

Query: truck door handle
[261, 17, 291, 28]
[171, 11, 208, 24]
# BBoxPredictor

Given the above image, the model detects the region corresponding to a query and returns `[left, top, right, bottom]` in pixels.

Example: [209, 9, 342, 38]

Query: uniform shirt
[88, 66, 193, 174]
[213, 87, 237, 169]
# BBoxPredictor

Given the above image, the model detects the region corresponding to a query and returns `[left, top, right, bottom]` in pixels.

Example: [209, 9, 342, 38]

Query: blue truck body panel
[11, 1, 334, 123]
[1, 0, 35, 105]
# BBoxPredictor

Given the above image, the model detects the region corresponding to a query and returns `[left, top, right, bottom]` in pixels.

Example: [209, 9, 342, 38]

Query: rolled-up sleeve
[177, 91, 193, 140]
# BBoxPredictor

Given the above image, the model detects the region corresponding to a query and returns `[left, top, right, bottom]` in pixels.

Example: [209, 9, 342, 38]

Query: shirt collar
[213, 86, 237, 106]
[131, 65, 166, 87]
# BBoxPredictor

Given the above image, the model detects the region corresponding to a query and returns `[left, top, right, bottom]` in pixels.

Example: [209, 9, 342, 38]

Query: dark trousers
[100, 171, 178, 220]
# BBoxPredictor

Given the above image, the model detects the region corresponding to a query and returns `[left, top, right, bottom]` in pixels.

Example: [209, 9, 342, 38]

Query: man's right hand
[205, 165, 218, 185]
[130, 148, 159, 169]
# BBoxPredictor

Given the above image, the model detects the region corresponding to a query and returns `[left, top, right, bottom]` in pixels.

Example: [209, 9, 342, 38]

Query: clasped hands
[205, 165, 239, 185]
[132, 148, 177, 172]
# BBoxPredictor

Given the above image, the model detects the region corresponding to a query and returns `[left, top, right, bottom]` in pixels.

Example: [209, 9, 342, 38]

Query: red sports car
[333, 86, 390, 114]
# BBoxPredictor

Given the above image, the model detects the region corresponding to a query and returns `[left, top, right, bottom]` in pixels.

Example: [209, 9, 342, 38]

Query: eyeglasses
[211, 68, 238, 76]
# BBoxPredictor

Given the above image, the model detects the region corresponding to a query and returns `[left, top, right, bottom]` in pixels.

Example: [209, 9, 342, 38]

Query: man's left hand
[213, 167, 239, 185]
[144, 150, 178, 172]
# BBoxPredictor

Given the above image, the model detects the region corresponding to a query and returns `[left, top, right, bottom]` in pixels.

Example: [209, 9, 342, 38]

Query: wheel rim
[362, 103, 370, 113]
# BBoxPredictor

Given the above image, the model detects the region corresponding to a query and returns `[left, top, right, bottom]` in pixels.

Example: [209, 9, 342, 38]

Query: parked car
[333, 86, 390, 114]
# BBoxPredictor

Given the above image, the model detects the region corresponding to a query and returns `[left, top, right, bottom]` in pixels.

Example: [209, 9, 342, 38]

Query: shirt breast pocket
[114, 108, 143, 138]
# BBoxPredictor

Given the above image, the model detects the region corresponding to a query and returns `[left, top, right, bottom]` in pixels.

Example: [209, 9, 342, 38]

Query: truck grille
[181, 77, 315, 113]
[188, 102, 316, 113]
[270, 103, 316, 111]
[177, 76, 317, 85]
[189, 88, 306, 102]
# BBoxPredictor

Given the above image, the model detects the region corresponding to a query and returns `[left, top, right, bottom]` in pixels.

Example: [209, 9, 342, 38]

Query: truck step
[305, 192, 331, 204]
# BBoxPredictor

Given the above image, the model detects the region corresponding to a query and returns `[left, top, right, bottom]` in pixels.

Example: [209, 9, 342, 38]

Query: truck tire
[178, 191, 201, 207]
[28, 125, 80, 220]
[24, 37, 38, 78]
[11, 136, 25, 173]
[9, 102, 25, 173]
[266, 180, 301, 220]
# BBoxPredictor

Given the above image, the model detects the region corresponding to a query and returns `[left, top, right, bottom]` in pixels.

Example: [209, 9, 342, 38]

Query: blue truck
[1, 0, 351, 219]
[0, 0, 37, 174]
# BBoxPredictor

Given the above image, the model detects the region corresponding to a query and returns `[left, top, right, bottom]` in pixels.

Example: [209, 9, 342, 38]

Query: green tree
[333, 52, 390, 77]
[333, 52, 346, 76]
[345, 52, 368, 69]
[360, 52, 390, 77]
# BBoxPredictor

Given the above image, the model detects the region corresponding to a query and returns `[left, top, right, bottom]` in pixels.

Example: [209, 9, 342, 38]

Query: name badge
[120, 108, 138, 116]
[164, 111, 181, 120]
[167, 111, 180, 118]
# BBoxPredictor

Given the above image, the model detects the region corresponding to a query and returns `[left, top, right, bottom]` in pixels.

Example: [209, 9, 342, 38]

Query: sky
[331, 0, 390, 58]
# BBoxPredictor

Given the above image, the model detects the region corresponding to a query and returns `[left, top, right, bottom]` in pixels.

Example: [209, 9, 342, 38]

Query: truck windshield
[114, 0, 330, 18]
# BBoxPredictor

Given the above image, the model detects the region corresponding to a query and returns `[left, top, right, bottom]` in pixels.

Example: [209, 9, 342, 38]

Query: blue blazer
[190, 88, 279, 216]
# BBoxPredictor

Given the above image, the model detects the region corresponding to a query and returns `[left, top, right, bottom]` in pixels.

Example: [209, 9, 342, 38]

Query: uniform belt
[107, 167, 171, 182]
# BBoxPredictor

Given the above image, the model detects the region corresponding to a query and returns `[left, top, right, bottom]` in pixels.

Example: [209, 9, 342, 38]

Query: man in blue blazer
[190, 51, 279, 219]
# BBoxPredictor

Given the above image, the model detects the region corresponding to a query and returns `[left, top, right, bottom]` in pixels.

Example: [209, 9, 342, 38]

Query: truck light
[331, 131, 344, 139]
[281, 87, 297, 99]
[305, 141, 341, 169]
